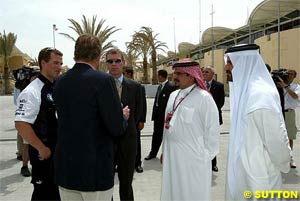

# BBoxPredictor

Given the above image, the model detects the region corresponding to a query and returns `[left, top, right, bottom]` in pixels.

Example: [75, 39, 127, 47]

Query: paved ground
[0, 95, 299, 201]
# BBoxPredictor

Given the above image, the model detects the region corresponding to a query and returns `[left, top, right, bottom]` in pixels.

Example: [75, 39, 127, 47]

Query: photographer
[278, 69, 300, 168]
[13, 66, 40, 177]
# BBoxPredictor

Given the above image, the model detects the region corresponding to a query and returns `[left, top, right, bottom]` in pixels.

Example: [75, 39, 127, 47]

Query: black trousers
[116, 133, 136, 201]
[32, 182, 60, 201]
[135, 129, 142, 167]
[29, 146, 60, 201]
[212, 156, 217, 167]
[149, 120, 164, 157]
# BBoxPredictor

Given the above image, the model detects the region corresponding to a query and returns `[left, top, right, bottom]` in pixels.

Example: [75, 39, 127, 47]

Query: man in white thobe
[161, 59, 219, 201]
[224, 44, 291, 200]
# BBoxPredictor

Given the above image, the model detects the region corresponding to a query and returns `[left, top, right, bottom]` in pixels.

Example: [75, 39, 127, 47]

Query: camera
[271, 68, 288, 83]
[13, 66, 40, 91]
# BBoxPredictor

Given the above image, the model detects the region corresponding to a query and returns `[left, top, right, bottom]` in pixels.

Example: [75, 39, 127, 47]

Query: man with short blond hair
[53, 35, 125, 201]
[202, 65, 225, 172]
[106, 48, 143, 201]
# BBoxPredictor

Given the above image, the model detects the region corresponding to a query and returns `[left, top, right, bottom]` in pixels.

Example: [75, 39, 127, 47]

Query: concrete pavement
[0, 95, 299, 200]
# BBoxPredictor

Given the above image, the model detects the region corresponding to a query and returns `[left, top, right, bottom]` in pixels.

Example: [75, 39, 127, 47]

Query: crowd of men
[13, 35, 299, 201]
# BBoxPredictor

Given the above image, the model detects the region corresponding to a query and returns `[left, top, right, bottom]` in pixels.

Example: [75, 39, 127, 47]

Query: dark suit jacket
[139, 85, 147, 123]
[121, 78, 143, 136]
[53, 63, 123, 191]
[152, 81, 176, 123]
[209, 79, 225, 125]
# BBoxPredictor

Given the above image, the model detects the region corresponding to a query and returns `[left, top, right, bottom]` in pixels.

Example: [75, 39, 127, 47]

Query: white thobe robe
[161, 85, 219, 201]
[225, 109, 291, 200]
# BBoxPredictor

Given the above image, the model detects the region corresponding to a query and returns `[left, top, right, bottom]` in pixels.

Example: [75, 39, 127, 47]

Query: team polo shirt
[15, 74, 57, 147]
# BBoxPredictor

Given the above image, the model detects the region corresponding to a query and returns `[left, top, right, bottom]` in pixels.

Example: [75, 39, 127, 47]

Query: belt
[285, 109, 294, 112]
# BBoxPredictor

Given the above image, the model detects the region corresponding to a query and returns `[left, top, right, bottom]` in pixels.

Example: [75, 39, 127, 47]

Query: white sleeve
[256, 109, 291, 173]
[15, 88, 40, 124]
[203, 94, 220, 160]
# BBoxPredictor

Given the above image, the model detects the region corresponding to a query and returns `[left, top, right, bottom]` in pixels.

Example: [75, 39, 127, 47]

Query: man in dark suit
[106, 49, 143, 201]
[53, 35, 125, 200]
[202, 65, 225, 172]
[124, 67, 147, 173]
[145, 70, 176, 160]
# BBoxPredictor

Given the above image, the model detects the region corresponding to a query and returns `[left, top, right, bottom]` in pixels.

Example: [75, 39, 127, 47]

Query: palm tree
[126, 32, 151, 83]
[0, 31, 17, 94]
[136, 27, 167, 84]
[60, 15, 120, 63]
[124, 49, 139, 69]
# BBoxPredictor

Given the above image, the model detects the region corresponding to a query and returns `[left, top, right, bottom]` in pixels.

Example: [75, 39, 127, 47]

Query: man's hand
[138, 122, 144, 130]
[123, 105, 130, 120]
[38, 146, 51, 160]
[277, 77, 287, 88]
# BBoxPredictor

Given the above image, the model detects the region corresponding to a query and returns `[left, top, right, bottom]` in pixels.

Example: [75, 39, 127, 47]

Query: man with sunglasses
[224, 44, 291, 200]
[106, 48, 143, 201]
[15, 47, 63, 200]
[202, 65, 225, 172]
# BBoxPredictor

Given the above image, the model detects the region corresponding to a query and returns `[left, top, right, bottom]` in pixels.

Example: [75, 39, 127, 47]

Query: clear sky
[1, 0, 263, 68]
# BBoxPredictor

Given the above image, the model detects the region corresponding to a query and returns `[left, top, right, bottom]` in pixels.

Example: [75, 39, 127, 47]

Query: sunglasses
[106, 59, 122, 64]
[202, 70, 209, 73]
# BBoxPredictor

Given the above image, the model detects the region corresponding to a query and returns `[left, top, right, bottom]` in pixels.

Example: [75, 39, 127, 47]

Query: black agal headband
[225, 44, 260, 54]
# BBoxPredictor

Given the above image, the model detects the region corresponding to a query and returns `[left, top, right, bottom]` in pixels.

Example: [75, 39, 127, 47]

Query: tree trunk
[142, 57, 148, 83]
[151, 50, 158, 84]
[4, 57, 10, 94]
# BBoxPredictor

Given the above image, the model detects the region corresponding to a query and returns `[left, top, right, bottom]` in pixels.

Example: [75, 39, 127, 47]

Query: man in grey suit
[53, 35, 126, 201]
[202, 65, 225, 172]
[106, 48, 143, 201]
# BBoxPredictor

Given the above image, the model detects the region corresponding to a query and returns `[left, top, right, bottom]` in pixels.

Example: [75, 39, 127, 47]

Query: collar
[160, 79, 168, 86]
[179, 84, 196, 96]
[38, 73, 53, 86]
[116, 74, 124, 84]
[76, 61, 96, 70]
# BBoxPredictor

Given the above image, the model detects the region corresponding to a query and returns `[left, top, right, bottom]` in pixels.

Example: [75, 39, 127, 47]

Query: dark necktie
[206, 82, 210, 89]
[155, 84, 163, 106]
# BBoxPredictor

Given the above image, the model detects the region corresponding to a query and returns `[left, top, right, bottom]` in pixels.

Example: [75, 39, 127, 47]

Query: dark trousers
[29, 146, 60, 201]
[149, 120, 164, 157]
[32, 183, 60, 201]
[135, 129, 142, 167]
[117, 133, 136, 201]
[212, 156, 217, 167]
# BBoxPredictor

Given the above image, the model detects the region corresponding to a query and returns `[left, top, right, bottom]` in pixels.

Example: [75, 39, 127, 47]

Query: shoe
[17, 155, 22, 161]
[290, 158, 296, 169]
[212, 165, 218, 172]
[136, 166, 143, 173]
[20, 166, 31, 177]
[144, 155, 156, 160]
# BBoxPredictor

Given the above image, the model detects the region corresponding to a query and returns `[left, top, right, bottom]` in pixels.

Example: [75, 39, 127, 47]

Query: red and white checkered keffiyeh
[172, 58, 208, 91]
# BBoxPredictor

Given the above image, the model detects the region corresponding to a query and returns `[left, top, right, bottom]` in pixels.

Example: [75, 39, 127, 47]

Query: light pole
[53, 24, 57, 48]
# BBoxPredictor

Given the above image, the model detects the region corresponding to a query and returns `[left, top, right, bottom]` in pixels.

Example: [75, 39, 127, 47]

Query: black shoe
[20, 166, 31, 177]
[212, 165, 218, 172]
[135, 166, 143, 173]
[17, 155, 22, 161]
[144, 155, 156, 160]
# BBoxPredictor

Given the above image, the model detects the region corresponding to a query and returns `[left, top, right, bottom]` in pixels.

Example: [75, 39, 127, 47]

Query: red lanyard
[172, 85, 196, 114]
[165, 85, 196, 129]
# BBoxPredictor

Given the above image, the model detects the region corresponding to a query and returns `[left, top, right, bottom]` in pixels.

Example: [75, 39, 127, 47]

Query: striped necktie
[115, 78, 122, 99]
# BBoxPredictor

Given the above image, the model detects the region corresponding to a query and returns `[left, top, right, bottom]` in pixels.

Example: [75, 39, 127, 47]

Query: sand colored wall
[256, 28, 300, 83]
[203, 49, 226, 84]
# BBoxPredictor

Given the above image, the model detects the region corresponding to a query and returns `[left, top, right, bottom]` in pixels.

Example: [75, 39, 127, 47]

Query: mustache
[226, 70, 232, 74]
[174, 78, 179, 82]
